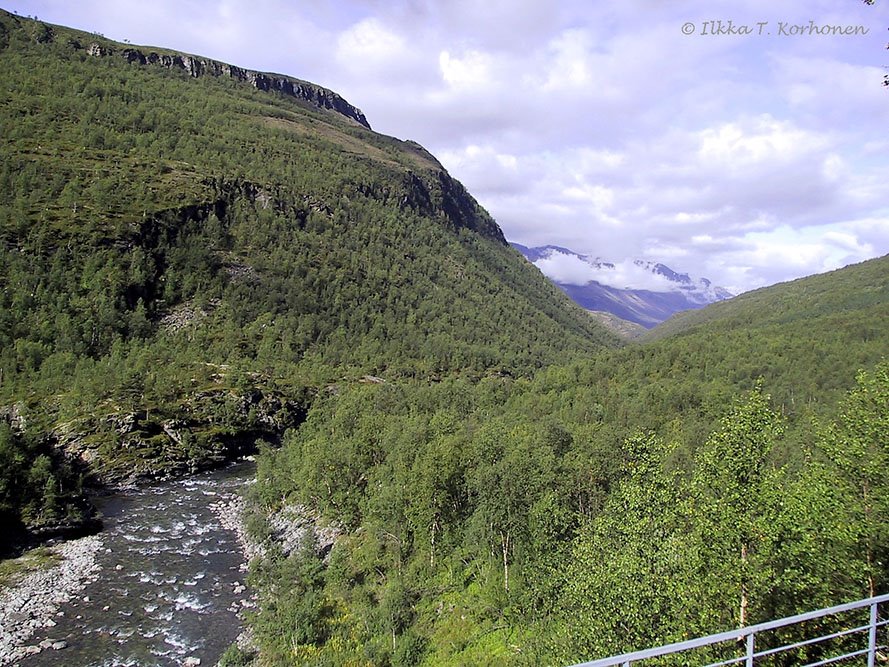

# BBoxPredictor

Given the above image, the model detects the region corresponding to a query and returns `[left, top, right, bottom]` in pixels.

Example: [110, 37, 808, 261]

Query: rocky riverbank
[206, 476, 342, 661]
[210, 486, 265, 565]
[0, 534, 103, 666]
[208, 480, 261, 656]
[0, 463, 341, 667]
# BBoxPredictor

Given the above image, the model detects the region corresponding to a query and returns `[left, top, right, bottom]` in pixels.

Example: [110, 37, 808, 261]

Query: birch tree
[689, 387, 784, 631]
[558, 430, 689, 660]
[820, 362, 889, 597]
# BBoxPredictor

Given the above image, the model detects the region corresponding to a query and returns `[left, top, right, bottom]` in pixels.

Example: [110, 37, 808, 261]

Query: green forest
[1, 10, 888, 667]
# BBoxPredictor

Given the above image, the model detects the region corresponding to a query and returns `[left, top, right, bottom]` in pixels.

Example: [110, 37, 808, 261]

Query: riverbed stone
[0, 534, 101, 666]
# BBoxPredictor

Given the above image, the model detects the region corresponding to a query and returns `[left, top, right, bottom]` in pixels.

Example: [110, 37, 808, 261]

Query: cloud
[532, 251, 600, 285]
[543, 29, 597, 92]
[696, 116, 824, 168]
[590, 260, 685, 292]
[336, 18, 408, 72]
[823, 230, 873, 254]
[533, 251, 688, 292]
[9, 0, 889, 293]
[437, 144, 528, 195]
[439, 50, 493, 89]
[691, 221, 886, 293]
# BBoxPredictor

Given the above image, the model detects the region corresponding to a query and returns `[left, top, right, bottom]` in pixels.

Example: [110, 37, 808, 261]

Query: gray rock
[76, 43, 370, 129]
[268, 504, 341, 559]
[0, 401, 27, 431]
[86, 42, 110, 57]
[0, 535, 101, 666]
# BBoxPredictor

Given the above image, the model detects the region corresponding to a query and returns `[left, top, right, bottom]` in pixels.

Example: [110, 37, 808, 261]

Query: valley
[1, 9, 888, 667]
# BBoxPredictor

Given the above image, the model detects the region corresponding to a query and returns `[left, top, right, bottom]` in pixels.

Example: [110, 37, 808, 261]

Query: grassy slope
[632, 254, 889, 420]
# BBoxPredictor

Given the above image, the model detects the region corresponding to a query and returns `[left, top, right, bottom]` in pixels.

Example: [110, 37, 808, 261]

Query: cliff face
[109, 46, 372, 130]
[0, 10, 370, 129]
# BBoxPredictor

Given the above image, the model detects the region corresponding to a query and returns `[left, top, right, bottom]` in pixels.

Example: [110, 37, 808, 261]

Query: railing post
[746, 632, 755, 667]
[868, 601, 878, 667]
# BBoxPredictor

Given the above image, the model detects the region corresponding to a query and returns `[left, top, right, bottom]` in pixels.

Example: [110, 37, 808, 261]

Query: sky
[5, 0, 889, 294]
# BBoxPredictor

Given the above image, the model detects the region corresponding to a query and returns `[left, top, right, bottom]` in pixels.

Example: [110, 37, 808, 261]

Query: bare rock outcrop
[91, 43, 370, 129]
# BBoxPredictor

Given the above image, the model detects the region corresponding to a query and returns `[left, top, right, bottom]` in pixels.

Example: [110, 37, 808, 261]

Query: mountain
[4, 11, 889, 667]
[0, 10, 618, 547]
[511, 243, 733, 328]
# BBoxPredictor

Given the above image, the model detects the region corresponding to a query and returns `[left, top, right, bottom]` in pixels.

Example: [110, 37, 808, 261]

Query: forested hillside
[0, 10, 615, 549]
[249, 257, 888, 666]
[1, 10, 888, 667]
[644, 255, 888, 344]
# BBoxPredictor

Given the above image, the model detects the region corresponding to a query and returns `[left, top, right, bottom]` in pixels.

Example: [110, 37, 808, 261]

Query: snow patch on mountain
[511, 243, 734, 329]
[519, 245, 732, 303]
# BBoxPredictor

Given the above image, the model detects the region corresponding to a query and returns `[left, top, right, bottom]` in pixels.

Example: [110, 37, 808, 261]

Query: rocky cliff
[1, 10, 370, 129]
[112, 45, 370, 130]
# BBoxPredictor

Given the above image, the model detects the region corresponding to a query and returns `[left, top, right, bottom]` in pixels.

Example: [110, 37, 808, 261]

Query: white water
[19, 462, 255, 667]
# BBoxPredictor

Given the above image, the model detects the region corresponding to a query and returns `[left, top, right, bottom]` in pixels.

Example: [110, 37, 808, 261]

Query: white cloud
[589, 260, 684, 292]
[533, 251, 600, 285]
[439, 49, 493, 89]
[775, 56, 888, 123]
[543, 29, 595, 91]
[336, 18, 409, 73]
[533, 251, 688, 292]
[823, 231, 872, 254]
[707, 221, 886, 293]
[562, 184, 615, 211]
[696, 116, 823, 168]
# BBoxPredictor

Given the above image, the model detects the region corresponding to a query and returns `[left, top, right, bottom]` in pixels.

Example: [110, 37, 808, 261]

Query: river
[18, 461, 256, 667]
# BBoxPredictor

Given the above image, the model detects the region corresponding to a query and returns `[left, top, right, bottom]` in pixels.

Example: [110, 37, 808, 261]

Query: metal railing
[570, 593, 889, 667]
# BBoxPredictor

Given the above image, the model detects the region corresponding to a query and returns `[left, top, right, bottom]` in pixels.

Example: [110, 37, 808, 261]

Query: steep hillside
[571, 255, 889, 463]
[0, 10, 617, 545]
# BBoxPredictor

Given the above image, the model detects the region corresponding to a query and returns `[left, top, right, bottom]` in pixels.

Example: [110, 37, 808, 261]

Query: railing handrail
[569, 593, 889, 667]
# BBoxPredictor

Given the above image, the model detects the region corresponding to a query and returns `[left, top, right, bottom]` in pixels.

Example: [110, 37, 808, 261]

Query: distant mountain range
[511, 243, 733, 329]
